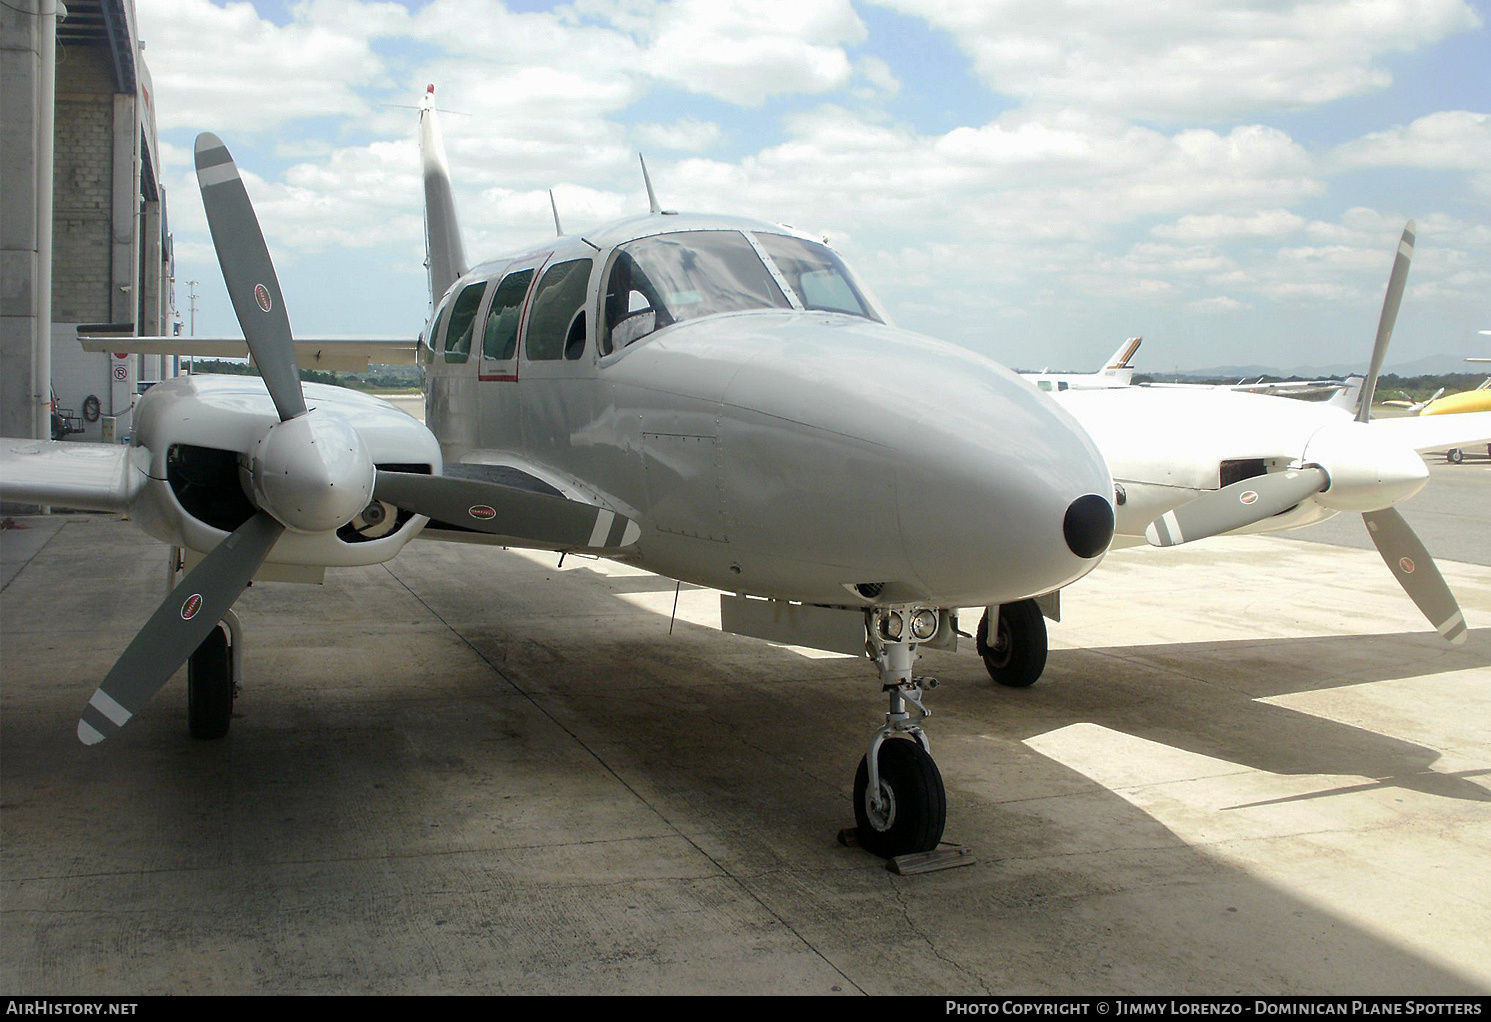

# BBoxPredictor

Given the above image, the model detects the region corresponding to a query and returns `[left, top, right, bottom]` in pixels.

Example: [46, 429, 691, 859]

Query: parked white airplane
[0, 90, 1117, 861]
[1022, 336, 1142, 393]
[1029, 336, 1351, 399]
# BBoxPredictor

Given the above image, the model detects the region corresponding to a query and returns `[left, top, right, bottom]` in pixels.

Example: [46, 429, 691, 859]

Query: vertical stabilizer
[420, 85, 468, 303]
[1104, 336, 1142, 371]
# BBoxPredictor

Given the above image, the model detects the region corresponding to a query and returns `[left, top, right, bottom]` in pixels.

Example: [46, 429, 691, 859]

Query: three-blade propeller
[1144, 222, 1466, 644]
[78, 134, 638, 744]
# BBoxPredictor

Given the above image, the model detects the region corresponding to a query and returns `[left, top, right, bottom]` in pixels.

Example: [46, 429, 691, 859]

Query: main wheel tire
[1446, 448, 1464, 464]
[187, 625, 233, 740]
[975, 600, 1048, 688]
[853, 738, 946, 859]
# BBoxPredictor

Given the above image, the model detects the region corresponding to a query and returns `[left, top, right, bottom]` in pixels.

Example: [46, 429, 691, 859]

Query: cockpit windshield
[752, 233, 877, 320]
[600, 228, 881, 354]
[602, 231, 788, 353]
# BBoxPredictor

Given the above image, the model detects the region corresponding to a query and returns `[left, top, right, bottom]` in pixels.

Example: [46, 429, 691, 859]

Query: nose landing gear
[851, 628, 947, 859]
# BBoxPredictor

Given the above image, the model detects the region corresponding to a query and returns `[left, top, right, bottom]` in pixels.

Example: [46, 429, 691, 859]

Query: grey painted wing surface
[77, 512, 285, 745]
[1363, 507, 1467, 643]
[194, 133, 308, 422]
[1146, 467, 1329, 547]
[374, 471, 640, 550]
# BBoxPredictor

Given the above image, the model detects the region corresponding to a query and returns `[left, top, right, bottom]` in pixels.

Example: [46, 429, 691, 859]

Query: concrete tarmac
[2, 465, 1489, 994]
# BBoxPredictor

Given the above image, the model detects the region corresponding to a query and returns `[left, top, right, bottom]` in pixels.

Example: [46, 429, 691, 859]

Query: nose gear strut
[850, 623, 948, 860]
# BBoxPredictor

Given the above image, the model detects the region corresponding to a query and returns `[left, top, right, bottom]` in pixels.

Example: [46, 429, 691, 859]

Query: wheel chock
[889, 844, 975, 876]
[838, 829, 976, 874]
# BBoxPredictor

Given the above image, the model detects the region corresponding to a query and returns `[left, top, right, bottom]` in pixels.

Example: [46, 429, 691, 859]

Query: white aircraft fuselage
[422, 211, 1114, 608]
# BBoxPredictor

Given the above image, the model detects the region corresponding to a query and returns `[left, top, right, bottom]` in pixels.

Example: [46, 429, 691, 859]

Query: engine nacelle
[1303, 420, 1428, 513]
[128, 375, 441, 566]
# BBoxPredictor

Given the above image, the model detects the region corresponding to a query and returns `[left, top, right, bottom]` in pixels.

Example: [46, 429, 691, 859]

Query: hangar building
[2, 0, 174, 446]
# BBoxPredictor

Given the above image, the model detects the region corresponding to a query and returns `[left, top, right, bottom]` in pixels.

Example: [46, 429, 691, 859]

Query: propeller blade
[374, 471, 641, 551]
[1356, 221, 1415, 423]
[194, 133, 308, 422]
[1146, 467, 1329, 547]
[1362, 507, 1467, 644]
[76, 513, 284, 745]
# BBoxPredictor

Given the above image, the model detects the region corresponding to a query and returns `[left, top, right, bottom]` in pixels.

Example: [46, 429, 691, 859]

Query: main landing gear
[170, 547, 242, 739]
[976, 599, 1047, 688]
[852, 614, 948, 860]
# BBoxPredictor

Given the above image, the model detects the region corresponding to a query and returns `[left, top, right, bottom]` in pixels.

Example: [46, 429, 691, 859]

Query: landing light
[910, 608, 939, 641]
[878, 610, 905, 642]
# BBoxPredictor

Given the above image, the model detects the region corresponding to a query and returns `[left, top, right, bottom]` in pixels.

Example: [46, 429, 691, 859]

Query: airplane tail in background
[1103, 336, 1142, 372]
[1100, 336, 1141, 385]
[420, 85, 468, 305]
[1329, 374, 1365, 412]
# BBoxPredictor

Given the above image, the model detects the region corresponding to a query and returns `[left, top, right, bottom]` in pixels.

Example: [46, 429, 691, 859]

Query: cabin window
[443, 280, 488, 363]
[424, 299, 451, 363]
[601, 230, 789, 354]
[752, 233, 877, 320]
[482, 268, 534, 362]
[525, 259, 592, 361]
[1036, 380, 1053, 392]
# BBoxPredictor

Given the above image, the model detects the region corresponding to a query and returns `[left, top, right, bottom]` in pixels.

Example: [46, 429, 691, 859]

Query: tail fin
[1329, 374, 1365, 412]
[1100, 336, 1142, 384]
[420, 85, 467, 304]
[1104, 336, 1142, 371]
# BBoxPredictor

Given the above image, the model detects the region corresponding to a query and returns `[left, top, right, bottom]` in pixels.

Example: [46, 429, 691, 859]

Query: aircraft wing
[1364, 411, 1491, 452]
[1137, 380, 1346, 397]
[78, 330, 419, 370]
[0, 439, 148, 512]
[1230, 380, 1346, 397]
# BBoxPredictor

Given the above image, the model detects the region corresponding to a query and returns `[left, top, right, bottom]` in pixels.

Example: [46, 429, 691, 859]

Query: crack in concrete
[889, 873, 991, 995]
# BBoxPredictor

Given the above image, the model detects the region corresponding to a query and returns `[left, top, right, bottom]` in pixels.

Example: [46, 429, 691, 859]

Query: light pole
[186, 280, 199, 373]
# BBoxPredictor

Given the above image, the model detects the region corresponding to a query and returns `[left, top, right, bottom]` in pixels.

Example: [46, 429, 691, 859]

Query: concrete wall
[1, 4, 168, 447]
[1, 2, 42, 440]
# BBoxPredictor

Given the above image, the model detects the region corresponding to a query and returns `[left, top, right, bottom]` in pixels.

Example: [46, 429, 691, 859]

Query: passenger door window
[443, 280, 489, 363]
[479, 268, 535, 380]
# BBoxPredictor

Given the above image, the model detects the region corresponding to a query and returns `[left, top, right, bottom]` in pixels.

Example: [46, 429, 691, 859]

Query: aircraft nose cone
[686, 312, 1113, 606]
[1064, 493, 1115, 558]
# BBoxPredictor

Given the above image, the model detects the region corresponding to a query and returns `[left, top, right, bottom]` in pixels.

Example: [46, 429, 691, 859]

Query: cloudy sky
[137, 0, 1490, 372]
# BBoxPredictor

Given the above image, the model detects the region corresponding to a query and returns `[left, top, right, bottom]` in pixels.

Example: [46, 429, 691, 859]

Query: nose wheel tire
[853, 738, 946, 858]
[1446, 448, 1464, 464]
[187, 624, 234, 740]
[976, 600, 1047, 688]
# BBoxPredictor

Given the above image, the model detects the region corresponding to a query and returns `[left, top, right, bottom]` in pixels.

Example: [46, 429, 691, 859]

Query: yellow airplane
[1420, 379, 1491, 417]
[1426, 330, 1490, 461]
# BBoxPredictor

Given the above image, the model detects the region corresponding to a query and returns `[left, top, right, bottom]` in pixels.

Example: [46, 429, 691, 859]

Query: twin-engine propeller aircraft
[0, 88, 1119, 861]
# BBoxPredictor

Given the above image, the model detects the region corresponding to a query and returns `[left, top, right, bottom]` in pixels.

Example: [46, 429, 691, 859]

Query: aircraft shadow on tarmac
[4, 525, 1488, 994]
